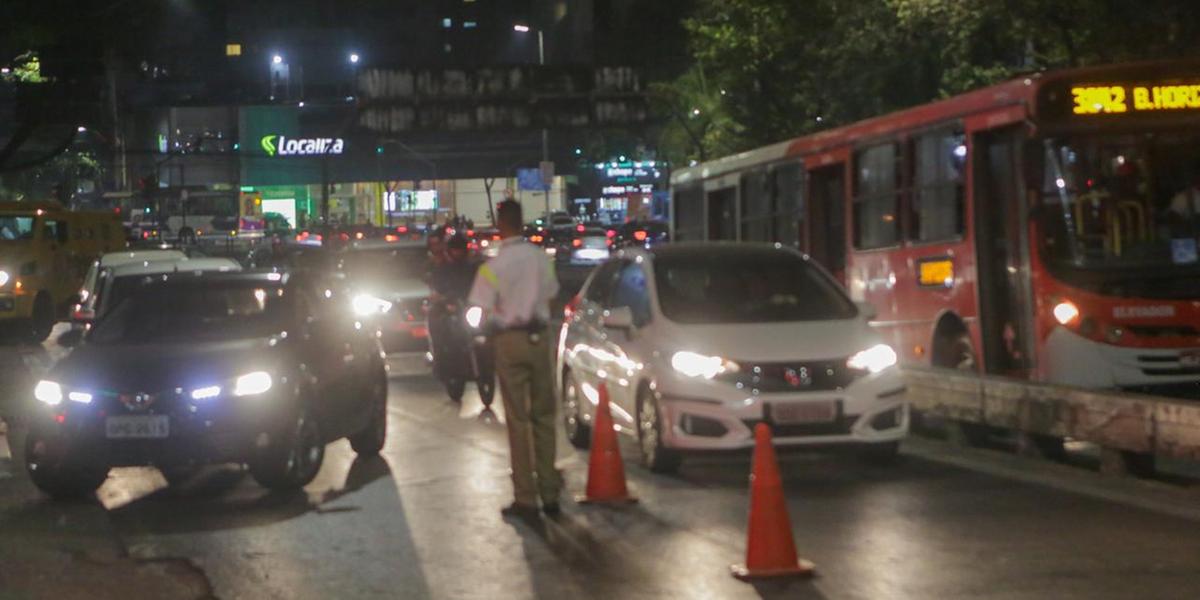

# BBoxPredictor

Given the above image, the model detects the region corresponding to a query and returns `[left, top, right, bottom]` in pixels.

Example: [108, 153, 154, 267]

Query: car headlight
[233, 371, 273, 396]
[34, 380, 63, 405]
[465, 306, 484, 328]
[352, 293, 393, 316]
[671, 351, 739, 379]
[0, 270, 9, 287]
[190, 385, 221, 400]
[847, 344, 898, 373]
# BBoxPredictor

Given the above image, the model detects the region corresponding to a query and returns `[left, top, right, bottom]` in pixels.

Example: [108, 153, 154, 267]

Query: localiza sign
[260, 134, 345, 156]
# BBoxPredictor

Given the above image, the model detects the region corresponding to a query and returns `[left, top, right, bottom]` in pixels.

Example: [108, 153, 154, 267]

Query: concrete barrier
[904, 367, 1200, 472]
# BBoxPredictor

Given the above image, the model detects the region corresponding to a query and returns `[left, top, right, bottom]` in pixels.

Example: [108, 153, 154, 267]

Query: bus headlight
[1052, 300, 1080, 326]
[847, 344, 898, 373]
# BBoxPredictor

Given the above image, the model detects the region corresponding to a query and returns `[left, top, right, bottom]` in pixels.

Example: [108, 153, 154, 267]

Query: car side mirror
[603, 306, 635, 330]
[855, 301, 877, 321]
[59, 328, 85, 348]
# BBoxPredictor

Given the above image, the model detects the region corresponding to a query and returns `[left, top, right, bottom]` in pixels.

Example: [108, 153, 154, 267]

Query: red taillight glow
[564, 294, 582, 320]
[606, 239, 613, 247]
[397, 226, 408, 233]
[572, 239, 582, 248]
[530, 235, 544, 243]
[606, 229, 616, 238]
[467, 229, 475, 237]
[633, 230, 648, 242]
[385, 234, 399, 242]
[576, 224, 585, 233]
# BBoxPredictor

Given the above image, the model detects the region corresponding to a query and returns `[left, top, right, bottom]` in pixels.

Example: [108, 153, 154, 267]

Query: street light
[512, 24, 543, 66]
[272, 54, 283, 65]
[349, 53, 360, 64]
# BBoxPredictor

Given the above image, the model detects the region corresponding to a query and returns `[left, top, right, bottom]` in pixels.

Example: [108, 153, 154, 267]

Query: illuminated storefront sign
[1071, 83, 1200, 115]
[260, 134, 345, 156]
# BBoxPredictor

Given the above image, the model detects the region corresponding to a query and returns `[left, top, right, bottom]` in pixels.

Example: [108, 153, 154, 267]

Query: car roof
[99, 249, 188, 267]
[146, 270, 291, 288]
[108, 257, 242, 277]
[348, 239, 426, 251]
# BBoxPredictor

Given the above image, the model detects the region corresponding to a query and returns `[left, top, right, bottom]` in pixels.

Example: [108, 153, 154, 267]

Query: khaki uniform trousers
[493, 328, 562, 506]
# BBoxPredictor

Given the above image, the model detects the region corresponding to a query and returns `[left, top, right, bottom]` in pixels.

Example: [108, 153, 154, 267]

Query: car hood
[51, 338, 282, 393]
[661, 319, 880, 363]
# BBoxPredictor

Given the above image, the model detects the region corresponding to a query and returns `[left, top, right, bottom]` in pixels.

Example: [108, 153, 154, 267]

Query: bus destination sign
[1071, 83, 1200, 115]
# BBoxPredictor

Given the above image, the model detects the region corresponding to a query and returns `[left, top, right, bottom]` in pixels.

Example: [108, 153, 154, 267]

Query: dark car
[338, 240, 432, 352]
[24, 271, 389, 498]
[615, 220, 670, 249]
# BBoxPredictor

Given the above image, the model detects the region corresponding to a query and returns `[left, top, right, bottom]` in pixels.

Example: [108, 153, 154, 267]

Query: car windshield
[340, 247, 427, 282]
[653, 252, 856, 324]
[0, 215, 35, 241]
[90, 282, 288, 344]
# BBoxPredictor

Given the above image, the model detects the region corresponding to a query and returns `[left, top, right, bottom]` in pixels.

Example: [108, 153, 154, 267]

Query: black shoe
[500, 502, 539, 520]
[541, 502, 561, 516]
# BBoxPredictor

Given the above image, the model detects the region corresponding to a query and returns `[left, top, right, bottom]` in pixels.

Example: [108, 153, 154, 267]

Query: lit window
[463, 21, 477, 28]
[225, 43, 242, 57]
[442, 18, 453, 28]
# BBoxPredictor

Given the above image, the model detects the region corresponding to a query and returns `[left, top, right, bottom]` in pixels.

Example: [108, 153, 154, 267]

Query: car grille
[742, 415, 858, 437]
[721, 359, 859, 393]
[1135, 353, 1200, 377]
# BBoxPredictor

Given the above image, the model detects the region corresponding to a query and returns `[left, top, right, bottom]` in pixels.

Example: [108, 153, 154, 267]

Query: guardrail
[903, 367, 1200, 476]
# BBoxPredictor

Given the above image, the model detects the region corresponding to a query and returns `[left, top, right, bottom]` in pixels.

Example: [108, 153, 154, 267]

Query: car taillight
[572, 239, 582, 248]
[467, 229, 475, 237]
[385, 234, 399, 242]
[564, 294, 582, 321]
[606, 229, 616, 238]
[606, 238, 613, 247]
[397, 226, 408, 233]
[576, 224, 585, 233]
[633, 230, 648, 242]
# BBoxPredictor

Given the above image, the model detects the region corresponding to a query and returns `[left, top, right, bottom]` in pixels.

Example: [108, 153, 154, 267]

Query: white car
[556, 243, 908, 472]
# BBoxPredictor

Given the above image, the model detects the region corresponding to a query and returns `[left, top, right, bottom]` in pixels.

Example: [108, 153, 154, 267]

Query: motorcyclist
[427, 234, 495, 406]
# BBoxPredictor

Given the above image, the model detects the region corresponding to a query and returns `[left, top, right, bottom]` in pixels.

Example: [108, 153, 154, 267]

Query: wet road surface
[4, 348, 1200, 599]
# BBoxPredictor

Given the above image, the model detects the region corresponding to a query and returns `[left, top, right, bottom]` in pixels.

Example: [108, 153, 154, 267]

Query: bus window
[854, 143, 901, 249]
[739, 169, 771, 242]
[673, 185, 703, 241]
[911, 130, 967, 242]
[772, 162, 804, 247]
[706, 187, 737, 241]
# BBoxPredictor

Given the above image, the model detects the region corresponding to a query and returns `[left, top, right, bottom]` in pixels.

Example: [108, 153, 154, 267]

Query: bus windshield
[0, 216, 35, 241]
[1039, 133, 1200, 296]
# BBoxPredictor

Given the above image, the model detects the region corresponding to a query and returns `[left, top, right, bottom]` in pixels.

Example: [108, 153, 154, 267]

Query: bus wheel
[28, 293, 54, 343]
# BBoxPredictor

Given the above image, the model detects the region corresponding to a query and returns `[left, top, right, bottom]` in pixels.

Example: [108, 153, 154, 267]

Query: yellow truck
[0, 202, 125, 341]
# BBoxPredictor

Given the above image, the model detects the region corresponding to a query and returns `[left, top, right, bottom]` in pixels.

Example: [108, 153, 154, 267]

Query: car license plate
[106, 415, 170, 439]
[772, 401, 837, 425]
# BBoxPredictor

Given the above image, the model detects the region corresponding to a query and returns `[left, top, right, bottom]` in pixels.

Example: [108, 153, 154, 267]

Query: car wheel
[857, 441, 901, 465]
[350, 374, 388, 456]
[562, 371, 590, 449]
[28, 293, 54, 343]
[24, 431, 107, 499]
[637, 389, 682, 473]
[445, 378, 465, 403]
[250, 409, 325, 490]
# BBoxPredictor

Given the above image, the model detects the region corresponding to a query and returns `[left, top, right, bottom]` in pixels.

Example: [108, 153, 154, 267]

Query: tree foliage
[658, 0, 1200, 164]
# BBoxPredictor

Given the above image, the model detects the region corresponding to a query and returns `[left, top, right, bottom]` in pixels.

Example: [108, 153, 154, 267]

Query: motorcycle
[427, 298, 496, 406]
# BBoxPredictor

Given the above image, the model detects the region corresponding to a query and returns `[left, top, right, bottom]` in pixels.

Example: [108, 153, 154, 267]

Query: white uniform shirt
[468, 237, 559, 328]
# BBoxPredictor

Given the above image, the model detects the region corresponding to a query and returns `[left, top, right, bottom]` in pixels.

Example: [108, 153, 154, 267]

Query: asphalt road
[4, 342, 1200, 599]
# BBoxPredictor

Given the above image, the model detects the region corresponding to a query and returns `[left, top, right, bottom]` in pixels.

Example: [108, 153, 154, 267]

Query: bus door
[973, 127, 1035, 375]
[808, 164, 847, 284]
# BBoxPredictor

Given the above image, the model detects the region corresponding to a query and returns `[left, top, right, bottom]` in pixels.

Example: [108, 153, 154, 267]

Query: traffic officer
[467, 199, 562, 518]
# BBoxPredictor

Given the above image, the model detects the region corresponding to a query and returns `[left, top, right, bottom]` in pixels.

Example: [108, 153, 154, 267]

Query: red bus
[670, 60, 1200, 395]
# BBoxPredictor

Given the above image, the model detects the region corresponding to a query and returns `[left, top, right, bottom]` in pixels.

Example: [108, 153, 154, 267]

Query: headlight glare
[352, 293, 392, 316]
[34, 380, 63, 405]
[67, 391, 93, 404]
[671, 351, 738, 379]
[847, 344, 898, 373]
[465, 306, 484, 328]
[233, 371, 273, 396]
[191, 385, 222, 400]
[0, 270, 9, 287]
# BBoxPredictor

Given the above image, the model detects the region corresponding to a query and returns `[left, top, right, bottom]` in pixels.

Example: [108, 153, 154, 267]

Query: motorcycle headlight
[671, 351, 739, 379]
[847, 344, 898, 373]
[465, 306, 484, 328]
[0, 270, 9, 287]
[233, 371, 273, 396]
[34, 380, 63, 405]
[352, 293, 392, 316]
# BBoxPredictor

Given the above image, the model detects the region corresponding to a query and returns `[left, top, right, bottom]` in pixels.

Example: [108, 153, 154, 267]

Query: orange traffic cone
[577, 382, 637, 504]
[731, 423, 815, 581]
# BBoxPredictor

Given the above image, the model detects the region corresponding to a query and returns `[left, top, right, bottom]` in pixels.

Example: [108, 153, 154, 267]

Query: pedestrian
[467, 199, 562, 518]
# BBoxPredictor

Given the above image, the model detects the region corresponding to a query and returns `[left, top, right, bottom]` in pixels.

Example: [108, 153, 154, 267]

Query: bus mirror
[855, 301, 877, 321]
